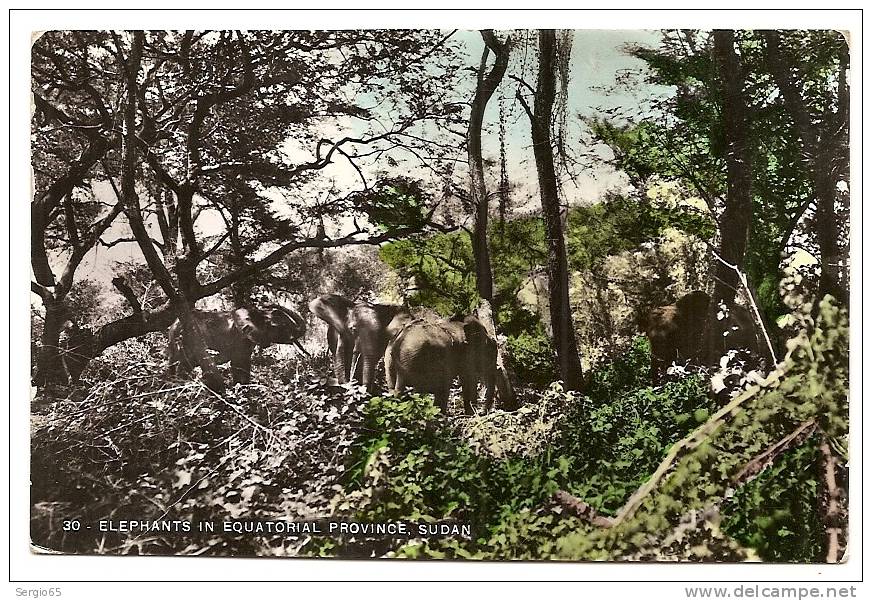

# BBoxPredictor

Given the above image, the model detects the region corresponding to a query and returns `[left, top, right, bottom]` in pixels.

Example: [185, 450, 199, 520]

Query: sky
[268, 29, 668, 217]
[63, 29, 670, 288]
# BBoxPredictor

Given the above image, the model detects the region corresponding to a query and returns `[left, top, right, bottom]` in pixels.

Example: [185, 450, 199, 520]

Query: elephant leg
[333, 335, 353, 385]
[230, 353, 252, 384]
[393, 370, 406, 396]
[434, 385, 450, 415]
[326, 327, 341, 386]
[460, 377, 478, 416]
[349, 350, 362, 384]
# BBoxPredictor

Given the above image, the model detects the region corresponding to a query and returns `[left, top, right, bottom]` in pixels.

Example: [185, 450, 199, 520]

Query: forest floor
[30, 334, 504, 557]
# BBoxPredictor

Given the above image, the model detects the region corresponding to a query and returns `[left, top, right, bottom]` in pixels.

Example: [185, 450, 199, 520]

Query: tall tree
[517, 30, 584, 390]
[706, 29, 755, 362]
[116, 32, 225, 391]
[763, 30, 850, 309]
[591, 29, 849, 347]
[467, 30, 510, 303]
[31, 30, 466, 384]
[30, 31, 123, 384]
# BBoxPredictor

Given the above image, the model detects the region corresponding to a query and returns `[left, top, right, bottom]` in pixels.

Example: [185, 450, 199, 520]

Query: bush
[722, 440, 823, 562]
[505, 329, 557, 386]
[319, 338, 715, 558]
[554, 337, 714, 514]
[315, 390, 579, 558]
[30, 343, 369, 556]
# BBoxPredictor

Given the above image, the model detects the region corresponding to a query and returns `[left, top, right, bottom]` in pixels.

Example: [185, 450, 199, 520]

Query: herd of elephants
[162, 289, 765, 414]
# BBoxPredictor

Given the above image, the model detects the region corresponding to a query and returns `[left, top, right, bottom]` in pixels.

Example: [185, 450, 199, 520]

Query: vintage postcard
[26, 23, 852, 568]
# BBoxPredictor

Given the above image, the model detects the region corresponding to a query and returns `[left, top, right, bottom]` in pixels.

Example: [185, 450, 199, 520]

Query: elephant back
[390, 321, 459, 384]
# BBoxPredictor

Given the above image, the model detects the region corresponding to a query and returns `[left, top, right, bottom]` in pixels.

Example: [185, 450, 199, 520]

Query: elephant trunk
[334, 340, 349, 385]
[361, 354, 376, 391]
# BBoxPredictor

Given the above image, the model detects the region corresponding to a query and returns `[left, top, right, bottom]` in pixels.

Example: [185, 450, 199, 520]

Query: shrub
[722, 440, 823, 562]
[505, 329, 557, 386]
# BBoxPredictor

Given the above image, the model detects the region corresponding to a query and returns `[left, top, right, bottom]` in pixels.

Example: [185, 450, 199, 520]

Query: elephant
[308, 294, 409, 391]
[58, 319, 96, 384]
[640, 290, 763, 383]
[167, 304, 307, 384]
[385, 315, 498, 415]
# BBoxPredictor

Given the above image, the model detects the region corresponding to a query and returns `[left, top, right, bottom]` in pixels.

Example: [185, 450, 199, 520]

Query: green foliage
[320, 300, 846, 561]
[593, 30, 849, 325]
[555, 338, 714, 514]
[353, 177, 432, 233]
[722, 440, 822, 562]
[566, 193, 715, 271]
[31, 297, 847, 561]
[554, 296, 848, 561]
[504, 329, 557, 386]
[379, 231, 477, 316]
[316, 388, 581, 558]
[319, 340, 715, 558]
[380, 193, 714, 336]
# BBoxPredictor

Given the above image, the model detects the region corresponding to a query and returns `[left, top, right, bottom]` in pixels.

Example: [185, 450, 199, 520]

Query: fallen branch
[733, 419, 818, 486]
[552, 490, 615, 527]
[710, 248, 778, 366]
[612, 368, 782, 526]
[554, 352, 826, 540]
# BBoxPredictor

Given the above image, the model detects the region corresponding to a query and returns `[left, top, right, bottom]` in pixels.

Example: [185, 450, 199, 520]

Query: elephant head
[386, 315, 498, 415]
[168, 304, 307, 384]
[233, 304, 308, 348]
[641, 290, 762, 383]
[308, 294, 408, 390]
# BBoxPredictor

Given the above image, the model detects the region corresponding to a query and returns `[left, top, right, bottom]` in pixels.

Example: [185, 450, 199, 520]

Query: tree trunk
[95, 303, 178, 352]
[33, 297, 69, 385]
[229, 205, 251, 306]
[818, 437, 847, 563]
[706, 30, 754, 365]
[814, 40, 849, 308]
[528, 30, 585, 391]
[763, 31, 849, 309]
[468, 30, 510, 303]
[711, 30, 752, 305]
[474, 299, 517, 411]
[119, 32, 224, 393]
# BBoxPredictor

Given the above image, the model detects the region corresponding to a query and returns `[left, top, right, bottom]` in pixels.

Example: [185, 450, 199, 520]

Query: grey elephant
[640, 290, 763, 383]
[167, 304, 307, 384]
[385, 315, 497, 415]
[308, 294, 409, 391]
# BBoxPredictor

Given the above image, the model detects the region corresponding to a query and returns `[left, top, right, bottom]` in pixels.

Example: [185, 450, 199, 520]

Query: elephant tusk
[292, 340, 310, 357]
[349, 353, 361, 383]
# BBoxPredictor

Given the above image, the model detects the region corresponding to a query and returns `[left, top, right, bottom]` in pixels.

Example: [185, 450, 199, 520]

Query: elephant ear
[462, 317, 494, 347]
[676, 290, 710, 318]
[462, 317, 497, 367]
[266, 305, 307, 344]
[308, 294, 354, 335]
[232, 307, 273, 347]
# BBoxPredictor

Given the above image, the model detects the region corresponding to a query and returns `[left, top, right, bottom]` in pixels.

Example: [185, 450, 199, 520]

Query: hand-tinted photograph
[30, 28, 849, 562]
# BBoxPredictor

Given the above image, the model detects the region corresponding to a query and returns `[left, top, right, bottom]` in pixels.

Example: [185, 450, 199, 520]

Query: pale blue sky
[455, 29, 667, 209]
